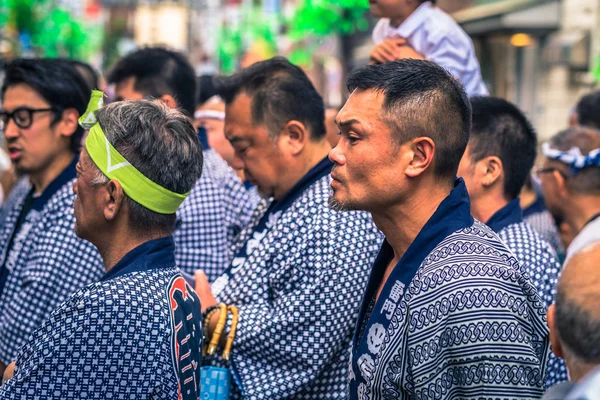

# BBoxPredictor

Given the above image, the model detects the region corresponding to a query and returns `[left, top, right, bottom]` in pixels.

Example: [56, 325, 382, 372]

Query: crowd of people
[0, 0, 599, 399]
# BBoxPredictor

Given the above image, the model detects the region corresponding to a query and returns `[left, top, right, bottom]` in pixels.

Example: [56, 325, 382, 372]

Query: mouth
[7, 147, 22, 161]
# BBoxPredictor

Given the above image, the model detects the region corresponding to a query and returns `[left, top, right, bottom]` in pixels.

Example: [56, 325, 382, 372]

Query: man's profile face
[224, 93, 288, 199]
[328, 89, 409, 212]
[538, 158, 567, 221]
[73, 148, 106, 242]
[2, 84, 66, 176]
[456, 144, 483, 202]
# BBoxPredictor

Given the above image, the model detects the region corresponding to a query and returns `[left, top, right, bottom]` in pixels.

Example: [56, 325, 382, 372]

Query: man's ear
[56, 108, 80, 138]
[280, 120, 308, 156]
[104, 180, 126, 221]
[479, 156, 503, 188]
[405, 137, 435, 178]
[158, 94, 178, 111]
[553, 169, 570, 199]
[548, 304, 565, 359]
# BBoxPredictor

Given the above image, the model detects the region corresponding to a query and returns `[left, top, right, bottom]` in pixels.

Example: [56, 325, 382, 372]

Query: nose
[329, 144, 346, 166]
[231, 151, 245, 171]
[3, 118, 20, 140]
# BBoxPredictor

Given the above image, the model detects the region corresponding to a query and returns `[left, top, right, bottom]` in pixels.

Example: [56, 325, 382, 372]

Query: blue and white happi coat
[208, 157, 382, 399]
[174, 148, 260, 281]
[0, 237, 203, 399]
[350, 180, 550, 399]
[0, 159, 104, 364]
[488, 199, 567, 388]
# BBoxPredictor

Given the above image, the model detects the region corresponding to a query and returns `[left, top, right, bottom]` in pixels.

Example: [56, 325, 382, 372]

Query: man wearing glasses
[537, 127, 600, 265]
[0, 59, 103, 376]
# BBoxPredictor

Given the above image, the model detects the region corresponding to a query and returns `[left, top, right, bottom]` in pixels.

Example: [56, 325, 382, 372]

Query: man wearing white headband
[0, 97, 204, 399]
[538, 127, 600, 264]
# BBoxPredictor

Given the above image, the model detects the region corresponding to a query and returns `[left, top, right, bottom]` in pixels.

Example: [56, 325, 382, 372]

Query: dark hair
[347, 59, 471, 183]
[107, 47, 197, 117]
[198, 74, 217, 106]
[468, 96, 537, 200]
[555, 287, 600, 363]
[1, 58, 90, 153]
[575, 90, 600, 129]
[548, 127, 600, 195]
[62, 59, 100, 91]
[214, 57, 326, 140]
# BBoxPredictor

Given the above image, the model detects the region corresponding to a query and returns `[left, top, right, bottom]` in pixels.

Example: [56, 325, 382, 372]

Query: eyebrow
[336, 118, 362, 128]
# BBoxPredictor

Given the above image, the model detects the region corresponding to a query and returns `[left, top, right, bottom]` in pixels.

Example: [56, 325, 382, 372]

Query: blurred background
[0, 0, 599, 139]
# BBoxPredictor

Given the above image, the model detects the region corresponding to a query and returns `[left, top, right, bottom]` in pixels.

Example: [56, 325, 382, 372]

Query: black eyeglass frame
[0, 107, 57, 131]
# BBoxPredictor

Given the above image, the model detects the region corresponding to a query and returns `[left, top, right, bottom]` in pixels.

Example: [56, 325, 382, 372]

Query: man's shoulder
[417, 220, 525, 284]
[500, 221, 559, 260]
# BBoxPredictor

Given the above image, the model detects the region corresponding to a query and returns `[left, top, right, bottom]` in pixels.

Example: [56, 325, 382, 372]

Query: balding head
[549, 242, 600, 381]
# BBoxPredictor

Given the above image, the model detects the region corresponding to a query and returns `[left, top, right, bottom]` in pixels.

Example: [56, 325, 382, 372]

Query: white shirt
[565, 215, 600, 264]
[372, 2, 489, 97]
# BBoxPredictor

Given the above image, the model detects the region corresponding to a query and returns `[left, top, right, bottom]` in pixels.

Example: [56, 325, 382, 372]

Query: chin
[328, 194, 359, 212]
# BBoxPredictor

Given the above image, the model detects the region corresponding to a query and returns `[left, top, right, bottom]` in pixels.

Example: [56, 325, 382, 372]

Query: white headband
[194, 110, 225, 121]
[542, 142, 600, 173]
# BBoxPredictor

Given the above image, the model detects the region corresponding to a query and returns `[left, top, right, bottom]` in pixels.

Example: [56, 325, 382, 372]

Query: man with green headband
[0, 98, 204, 399]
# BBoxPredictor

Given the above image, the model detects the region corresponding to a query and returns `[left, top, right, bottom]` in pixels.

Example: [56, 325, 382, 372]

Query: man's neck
[371, 183, 451, 262]
[96, 230, 168, 272]
[388, 3, 422, 28]
[29, 152, 74, 195]
[566, 196, 600, 237]
[472, 192, 510, 224]
[273, 141, 331, 200]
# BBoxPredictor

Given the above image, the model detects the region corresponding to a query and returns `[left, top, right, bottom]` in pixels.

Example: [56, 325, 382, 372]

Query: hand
[369, 38, 407, 64]
[194, 270, 217, 312]
[2, 362, 15, 384]
[369, 38, 425, 64]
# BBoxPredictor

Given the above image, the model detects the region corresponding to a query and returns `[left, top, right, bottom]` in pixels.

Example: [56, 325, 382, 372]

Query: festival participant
[0, 59, 103, 376]
[543, 243, 600, 399]
[330, 59, 549, 398]
[537, 127, 600, 264]
[369, 0, 488, 96]
[194, 57, 382, 398]
[0, 97, 203, 399]
[108, 47, 259, 281]
[457, 96, 566, 386]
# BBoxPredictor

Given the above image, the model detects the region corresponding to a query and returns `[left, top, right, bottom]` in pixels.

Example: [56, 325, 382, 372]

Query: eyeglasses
[534, 166, 566, 178]
[0, 107, 56, 131]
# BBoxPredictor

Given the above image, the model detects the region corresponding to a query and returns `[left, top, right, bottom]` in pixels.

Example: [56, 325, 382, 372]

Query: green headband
[79, 90, 189, 214]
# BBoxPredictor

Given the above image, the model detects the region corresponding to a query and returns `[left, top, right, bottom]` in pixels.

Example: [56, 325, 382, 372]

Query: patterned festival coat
[208, 157, 383, 399]
[0, 237, 203, 400]
[350, 180, 550, 399]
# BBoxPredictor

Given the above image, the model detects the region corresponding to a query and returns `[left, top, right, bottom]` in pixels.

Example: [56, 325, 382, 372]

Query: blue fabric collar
[101, 236, 176, 282]
[486, 198, 523, 233]
[197, 127, 210, 150]
[268, 156, 333, 212]
[351, 179, 474, 394]
[31, 155, 77, 211]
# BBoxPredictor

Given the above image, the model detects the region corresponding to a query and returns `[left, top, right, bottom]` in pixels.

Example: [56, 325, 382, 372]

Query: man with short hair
[108, 47, 259, 281]
[571, 90, 600, 129]
[329, 59, 549, 398]
[457, 96, 566, 386]
[538, 127, 600, 264]
[0, 98, 204, 398]
[0, 59, 104, 376]
[194, 57, 382, 398]
[544, 243, 600, 399]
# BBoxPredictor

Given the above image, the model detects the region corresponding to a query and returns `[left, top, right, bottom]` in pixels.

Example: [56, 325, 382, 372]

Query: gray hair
[91, 100, 203, 233]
